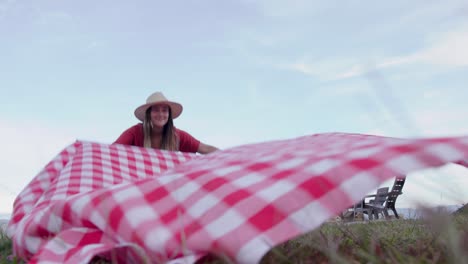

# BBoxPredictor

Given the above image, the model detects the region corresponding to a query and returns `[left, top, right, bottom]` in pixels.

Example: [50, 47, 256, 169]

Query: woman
[114, 91, 218, 154]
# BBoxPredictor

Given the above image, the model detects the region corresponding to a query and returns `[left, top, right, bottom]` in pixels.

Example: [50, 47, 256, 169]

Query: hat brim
[134, 101, 183, 121]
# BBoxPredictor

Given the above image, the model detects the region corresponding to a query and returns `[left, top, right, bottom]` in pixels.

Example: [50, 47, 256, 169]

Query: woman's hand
[197, 142, 219, 154]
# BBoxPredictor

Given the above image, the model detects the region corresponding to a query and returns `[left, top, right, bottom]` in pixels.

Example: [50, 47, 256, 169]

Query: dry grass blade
[1, 210, 467, 263]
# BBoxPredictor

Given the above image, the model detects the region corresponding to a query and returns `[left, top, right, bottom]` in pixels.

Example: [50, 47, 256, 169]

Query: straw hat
[134, 92, 183, 121]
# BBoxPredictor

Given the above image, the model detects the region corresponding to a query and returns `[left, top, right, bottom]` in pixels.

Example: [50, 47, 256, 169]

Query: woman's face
[150, 104, 170, 128]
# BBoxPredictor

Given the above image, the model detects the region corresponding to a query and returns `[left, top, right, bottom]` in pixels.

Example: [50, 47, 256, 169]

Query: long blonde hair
[143, 106, 178, 150]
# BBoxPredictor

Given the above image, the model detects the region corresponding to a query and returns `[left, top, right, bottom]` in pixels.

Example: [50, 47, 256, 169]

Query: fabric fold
[7, 133, 468, 263]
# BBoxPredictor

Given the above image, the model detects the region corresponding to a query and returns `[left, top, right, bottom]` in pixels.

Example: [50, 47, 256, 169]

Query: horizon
[1, 0, 468, 214]
[1, 205, 464, 221]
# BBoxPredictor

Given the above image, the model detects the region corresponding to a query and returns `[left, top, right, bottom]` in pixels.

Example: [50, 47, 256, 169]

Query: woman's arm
[177, 129, 218, 154]
[113, 125, 141, 146]
[197, 142, 219, 154]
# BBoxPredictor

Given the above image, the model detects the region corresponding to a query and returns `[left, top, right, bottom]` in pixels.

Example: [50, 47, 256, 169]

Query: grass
[258, 215, 468, 264]
[1, 211, 467, 264]
[0, 229, 20, 264]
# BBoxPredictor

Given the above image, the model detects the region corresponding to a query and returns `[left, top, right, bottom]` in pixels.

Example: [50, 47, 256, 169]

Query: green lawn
[0, 229, 18, 264]
[1, 212, 467, 263]
[259, 214, 468, 264]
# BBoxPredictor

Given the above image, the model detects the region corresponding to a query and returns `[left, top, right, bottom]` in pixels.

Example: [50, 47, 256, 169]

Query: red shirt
[114, 123, 200, 153]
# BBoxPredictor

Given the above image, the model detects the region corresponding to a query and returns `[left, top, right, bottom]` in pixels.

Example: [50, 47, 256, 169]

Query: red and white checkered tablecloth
[6, 132, 468, 263]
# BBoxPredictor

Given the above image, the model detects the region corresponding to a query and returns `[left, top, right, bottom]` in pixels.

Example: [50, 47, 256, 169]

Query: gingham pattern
[7, 133, 468, 263]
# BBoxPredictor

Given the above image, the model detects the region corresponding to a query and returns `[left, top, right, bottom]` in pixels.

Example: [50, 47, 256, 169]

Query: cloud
[417, 30, 468, 66]
[364, 92, 468, 138]
[280, 56, 424, 81]
[338, 26, 468, 79]
[86, 40, 105, 50]
[242, 0, 329, 18]
[366, 156, 468, 208]
[0, 193, 15, 214]
[401, 164, 468, 207]
[0, 0, 17, 18]
[281, 23, 468, 80]
[277, 57, 362, 82]
[334, 56, 422, 80]
[0, 116, 77, 213]
[36, 10, 73, 26]
[0, 4, 5, 18]
[0, 112, 164, 215]
[413, 107, 468, 137]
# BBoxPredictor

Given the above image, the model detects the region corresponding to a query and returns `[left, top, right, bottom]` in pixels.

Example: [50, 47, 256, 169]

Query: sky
[1, 0, 468, 215]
